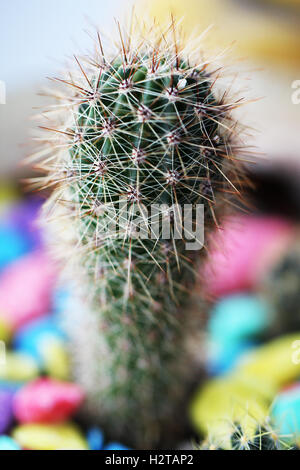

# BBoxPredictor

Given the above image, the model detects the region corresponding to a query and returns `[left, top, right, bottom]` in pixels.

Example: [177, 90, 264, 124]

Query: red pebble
[0, 251, 57, 331]
[13, 378, 84, 424]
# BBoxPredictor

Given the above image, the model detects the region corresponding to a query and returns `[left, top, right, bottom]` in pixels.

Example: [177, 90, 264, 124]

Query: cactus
[200, 421, 298, 450]
[30, 19, 247, 448]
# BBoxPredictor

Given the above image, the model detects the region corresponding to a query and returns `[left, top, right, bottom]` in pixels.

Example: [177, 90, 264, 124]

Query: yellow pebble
[239, 333, 300, 388]
[0, 352, 39, 382]
[0, 317, 12, 343]
[190, 376, 270, 448]
[13, 423, 89, 450]
[41, 338, 70, 381]
[0, 184, 19, 217]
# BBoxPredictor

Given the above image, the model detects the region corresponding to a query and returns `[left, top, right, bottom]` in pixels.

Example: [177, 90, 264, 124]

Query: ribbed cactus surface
[31, 21, 246, 448]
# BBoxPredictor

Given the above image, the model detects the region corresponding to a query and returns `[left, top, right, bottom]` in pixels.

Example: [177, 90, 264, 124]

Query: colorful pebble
[0, 436, 21, 450]
[41, 338, 70, 381]
[8, 197, 43, 249]
[208, 295, 271, 344]
[207, 340, 257, 376]
[13, 317, 65, 365]
[0, 251, 57, 331]
[0, 352, 39, 383]
[87, 427, 104, 450]
[202, 216, 294, 298]
[272, 384, 300, 437]
[12, 423, 89, 450]
[0, 382, 23, 394]
[0, 317, 11, 343]
[0, 224, 32, 272]
[13, 378, 84, 424]
[190, 375, 271, 447]
[0, 184, 19, 217]
[191, 333, 300, 444]
[0, 389, 14, 433]
[52, 288, 71, 316]
[239, 333, 300, 388]
[104, 442, 130, 450]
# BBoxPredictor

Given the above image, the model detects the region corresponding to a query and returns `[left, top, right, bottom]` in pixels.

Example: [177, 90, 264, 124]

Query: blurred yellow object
[146, 0, 300, 68]
[190, 377, 270, 448]
[191, 334, 300, 442]
[12, 423, 89, 450]
[239, 334, 300, 387]
[0, 183, 19, 217]
[0, 317, 12, 343]
[0, 352, 39, 383]
[41, 338, 70, 381]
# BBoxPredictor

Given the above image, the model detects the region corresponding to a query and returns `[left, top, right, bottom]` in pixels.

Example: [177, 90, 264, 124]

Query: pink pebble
[0, 251, 57, 331]
[201, 216, 294, 299]
[13, 378, 84, 424]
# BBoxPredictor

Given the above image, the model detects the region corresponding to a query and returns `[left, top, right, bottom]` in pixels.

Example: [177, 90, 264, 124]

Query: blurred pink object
[202, 216, 294, 299]
[0, 251, 57, 331]
[13, 378, 84, 424]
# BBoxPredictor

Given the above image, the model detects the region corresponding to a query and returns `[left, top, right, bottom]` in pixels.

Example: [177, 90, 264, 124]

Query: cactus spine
[32, 20, 246, 448]
[200, 421, 298, 450]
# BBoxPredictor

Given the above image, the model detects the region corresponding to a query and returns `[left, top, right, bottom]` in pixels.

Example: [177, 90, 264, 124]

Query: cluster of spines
[200, 421, 298, 451]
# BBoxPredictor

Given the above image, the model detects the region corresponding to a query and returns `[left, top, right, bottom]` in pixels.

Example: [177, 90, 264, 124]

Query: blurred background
[0, 0, 132, 178]
[0, 0, 300, 451]
[1, 0, 299, 178]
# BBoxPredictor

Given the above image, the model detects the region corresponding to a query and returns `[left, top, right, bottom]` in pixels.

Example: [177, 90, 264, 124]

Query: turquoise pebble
[209, 294, 271, 344]
[104, 443, 130, 450]
[14, 317, 65, 365]
[87, 428, 104, 450]
[272, 385, 300, 437]
[0, 436, 21, 450]
[0, 225, 31, 271]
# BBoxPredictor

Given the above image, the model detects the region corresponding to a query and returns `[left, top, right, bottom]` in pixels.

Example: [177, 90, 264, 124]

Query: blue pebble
[207, 340, 257, 376]
[13, 317, 65, 365]
[0, 225, 32, 271]
[0, 381, 24, 394]
[272, 385, 300, 437]
[87, 427, 104, 450]
[0, 436, 21, 450]
[104, 443, 130, 450]
[52, 288, 71, 317]
[208, 294, 271, 344]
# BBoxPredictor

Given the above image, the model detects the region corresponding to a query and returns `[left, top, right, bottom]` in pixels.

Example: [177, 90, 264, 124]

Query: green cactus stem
[30, 19, 247, 448]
